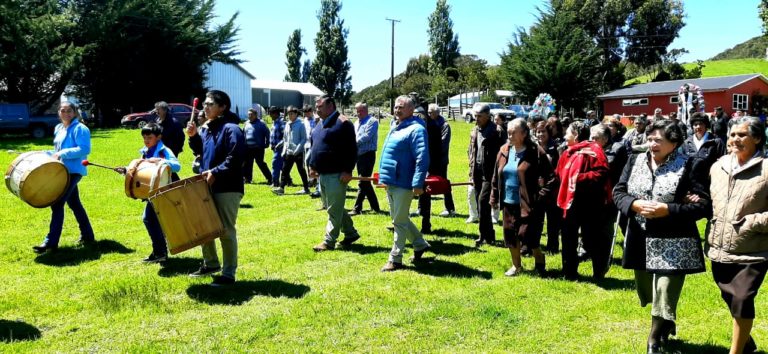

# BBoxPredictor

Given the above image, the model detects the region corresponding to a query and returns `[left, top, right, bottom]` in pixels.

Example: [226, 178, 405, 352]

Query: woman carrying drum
[33, 101, 95, 253]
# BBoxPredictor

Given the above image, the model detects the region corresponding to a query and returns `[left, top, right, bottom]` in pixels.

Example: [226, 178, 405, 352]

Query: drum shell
[424, 175, 451, 195]
[5, 151, 70, 208]
[148, 175, 224, 255]
[124, 159, 171, 199]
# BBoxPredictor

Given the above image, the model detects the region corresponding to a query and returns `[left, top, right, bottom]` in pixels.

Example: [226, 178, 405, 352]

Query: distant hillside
[625, 58, 768, 85]
[711, 36, 768, 61]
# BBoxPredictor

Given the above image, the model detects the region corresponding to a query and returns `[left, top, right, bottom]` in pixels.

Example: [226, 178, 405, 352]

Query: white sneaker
[465, 216, 478, 224]
[271, 187, 284, 196]
[439, 210, 456, 217]
[504, 266, 522, 277]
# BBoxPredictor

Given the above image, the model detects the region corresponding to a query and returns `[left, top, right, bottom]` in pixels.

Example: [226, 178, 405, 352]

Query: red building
[597, 74, 768, 118]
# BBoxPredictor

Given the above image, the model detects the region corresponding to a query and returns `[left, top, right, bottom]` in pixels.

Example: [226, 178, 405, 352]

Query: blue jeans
[44, 174, 94, 247]
[143, 202, 167, 256]
[271, 150, 284, 185]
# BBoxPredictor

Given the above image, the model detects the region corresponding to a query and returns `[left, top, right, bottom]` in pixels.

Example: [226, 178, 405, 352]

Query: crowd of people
[28, 90, 768, 353]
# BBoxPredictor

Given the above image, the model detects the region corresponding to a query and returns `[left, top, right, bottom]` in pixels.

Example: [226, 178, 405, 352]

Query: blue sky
[213, 0, 763, 91]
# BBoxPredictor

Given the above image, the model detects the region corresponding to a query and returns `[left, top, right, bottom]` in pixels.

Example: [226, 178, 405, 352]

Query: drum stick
[449, 182, 474, 187]
[189, 97, 199, 126]
[81, 160, 123, 173]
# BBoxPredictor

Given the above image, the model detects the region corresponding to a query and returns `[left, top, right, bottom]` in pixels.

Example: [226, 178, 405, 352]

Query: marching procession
[5, 87, 768, 354]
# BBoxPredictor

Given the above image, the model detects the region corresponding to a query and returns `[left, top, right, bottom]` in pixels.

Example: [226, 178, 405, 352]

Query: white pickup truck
[462, 102, 516, 123]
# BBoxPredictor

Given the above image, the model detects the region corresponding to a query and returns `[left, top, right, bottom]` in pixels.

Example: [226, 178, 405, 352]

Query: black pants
[561, 202, 610, 278]
[544, 199, 562, 251]
[280, 153, 309, 191]
[243, 146, 271, 184]
[353, 151, 379, 212]
[473, 176, 495, 243]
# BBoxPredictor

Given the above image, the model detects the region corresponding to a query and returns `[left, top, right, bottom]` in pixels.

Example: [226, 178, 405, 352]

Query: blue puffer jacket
[379, 116, 429, 189]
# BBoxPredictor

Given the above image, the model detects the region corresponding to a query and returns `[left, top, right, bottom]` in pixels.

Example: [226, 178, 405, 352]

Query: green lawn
[626, 58, 768, 85]
[0, 120, 761, 353]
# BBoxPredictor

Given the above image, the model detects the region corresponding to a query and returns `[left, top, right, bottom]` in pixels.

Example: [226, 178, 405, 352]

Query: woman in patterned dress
[613, 119, 711, 354]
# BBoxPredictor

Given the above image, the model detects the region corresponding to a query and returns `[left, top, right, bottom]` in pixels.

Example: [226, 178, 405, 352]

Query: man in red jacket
[556, 121, 610, 280]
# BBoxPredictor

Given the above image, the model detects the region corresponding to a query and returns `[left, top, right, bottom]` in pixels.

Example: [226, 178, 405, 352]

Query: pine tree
[310, 0, 352, 105]
[301, 59, 312, 83]
[427, 0, 460, 76]
[284, 29, 306, 82]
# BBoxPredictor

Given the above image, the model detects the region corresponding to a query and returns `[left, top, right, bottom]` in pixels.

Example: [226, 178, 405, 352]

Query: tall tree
[500, 4, 602, 112]
[284, 29, 306, 82]
[310, 0, 352, 105]
[427, 0, 460, 76]
[625, 0, 685, 69]
[761, 0, 768, 34]
[301, 59, 312, 83]
[0, 0, 80, 114]
[68, 0, 240, 125]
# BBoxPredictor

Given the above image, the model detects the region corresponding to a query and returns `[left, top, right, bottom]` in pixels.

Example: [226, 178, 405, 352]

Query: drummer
[186, 90, 246, 286]
[136, 123, 181, 263]
[33, 101, 96, 254]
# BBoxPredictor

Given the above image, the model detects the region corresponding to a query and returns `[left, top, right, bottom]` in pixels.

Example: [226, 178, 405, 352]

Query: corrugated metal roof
[251, 80, 325, 96]
[597, 73, 767, 99]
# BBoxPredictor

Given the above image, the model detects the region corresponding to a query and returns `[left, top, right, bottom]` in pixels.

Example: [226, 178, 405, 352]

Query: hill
[711, 36, 768, 61]
[625, 58, 768, 85]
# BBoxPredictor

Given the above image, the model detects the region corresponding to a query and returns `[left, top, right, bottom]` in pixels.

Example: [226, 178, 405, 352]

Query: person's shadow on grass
[186, 279, 311, 305]
[666, 340, 728, 354]
[34, 240, 134, 267]
[0, 319, 41, 343]
[156, 257, 202, 277]
[410, 258, 492, 279]
[430, 228, 477, 240]
[427, 239, 478, 256]
[338, 243, 390, 255]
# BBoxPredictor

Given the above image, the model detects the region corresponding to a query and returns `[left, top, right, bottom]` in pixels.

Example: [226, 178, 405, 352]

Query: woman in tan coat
[708, 116, 768, 354]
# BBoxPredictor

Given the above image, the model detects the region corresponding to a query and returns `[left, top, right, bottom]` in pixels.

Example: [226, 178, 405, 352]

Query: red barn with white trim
[597, 74, 768, 117]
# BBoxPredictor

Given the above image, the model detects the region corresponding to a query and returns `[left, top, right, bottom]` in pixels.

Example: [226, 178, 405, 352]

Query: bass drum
[124, 159, 171, 199]
[5, 151, 70, 208]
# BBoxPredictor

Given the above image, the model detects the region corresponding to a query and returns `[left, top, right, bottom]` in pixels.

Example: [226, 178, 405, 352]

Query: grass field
[626, 58, 768, 85]
[0, 119, 764, 353]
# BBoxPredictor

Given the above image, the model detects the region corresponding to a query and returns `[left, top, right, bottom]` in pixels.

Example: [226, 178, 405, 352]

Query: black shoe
[474, 238, 484, 248]
[647, 342, 663, 354]
[659, 320, 676, 345]
[386, 224, 395, 232]
[381, 261, 405, 272]
[143, 253, 167, 263]
[535, 263, 546, 277]
[648, 316, 665, 354]
[744, 336, 757, 354]
[411, 246, 431, 262]
[348, 209, 362, 216]
[210, 275, 236, 287]
[32, 243, 57, 254]
[189, 265, 222, 277]
[310, 191, 321, 199]
[339, 233, 361, 247]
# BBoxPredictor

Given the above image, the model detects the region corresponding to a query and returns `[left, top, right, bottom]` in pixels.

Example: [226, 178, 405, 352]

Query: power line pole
[386, 18, 400, 115]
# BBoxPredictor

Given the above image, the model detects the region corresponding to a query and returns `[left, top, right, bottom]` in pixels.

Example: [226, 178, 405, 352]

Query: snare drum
[148, 175, 224, 255]
[124, 159, 171, 199]
[5, 151, 70, 208]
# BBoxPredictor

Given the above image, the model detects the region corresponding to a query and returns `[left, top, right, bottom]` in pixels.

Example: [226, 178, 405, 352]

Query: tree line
[0, 0, 238, 125]
[352, 0, 697, 114]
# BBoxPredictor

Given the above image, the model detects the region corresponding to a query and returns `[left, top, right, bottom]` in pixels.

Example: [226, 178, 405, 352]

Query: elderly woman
[555, 121, 610, 280]
[682, 112, 726, 162]
[491, 118, 556, 276]
[534, 120, 562, 253]
[613, 119, 710, 354]
[33, 102, 96, 253]
[708, 116, 768, 354]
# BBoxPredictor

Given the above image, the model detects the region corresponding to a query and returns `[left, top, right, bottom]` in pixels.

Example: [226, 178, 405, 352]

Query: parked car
[508, 104, 532, 118]
[0, 103, 59, 138]
[120, 103, 198, 128]
[462, 102, 516, 123]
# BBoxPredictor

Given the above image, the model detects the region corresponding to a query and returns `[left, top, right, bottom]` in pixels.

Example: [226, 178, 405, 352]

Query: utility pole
[386, 18, 400, 115]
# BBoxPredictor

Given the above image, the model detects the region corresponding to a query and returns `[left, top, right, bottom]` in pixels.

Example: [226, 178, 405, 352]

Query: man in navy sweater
[309, 95, 360, 251]
[186, 90, 246, 286]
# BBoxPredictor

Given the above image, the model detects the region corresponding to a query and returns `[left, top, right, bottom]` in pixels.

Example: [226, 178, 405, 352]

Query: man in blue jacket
[379, 95, 432, 272]
[309, 95, 361, 251]
[186, 90, 246, 286]
[243, 105, 271, 184]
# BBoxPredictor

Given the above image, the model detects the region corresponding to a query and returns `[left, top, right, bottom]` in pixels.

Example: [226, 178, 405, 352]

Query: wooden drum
[124, 159, 171, 199]
[5, 151, 70, 208]
[148, 175, 224, 255]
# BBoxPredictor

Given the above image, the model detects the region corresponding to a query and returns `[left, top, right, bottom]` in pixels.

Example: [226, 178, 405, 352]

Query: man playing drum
[186, 90, 246, 286]
[133, 123, 181, 263]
